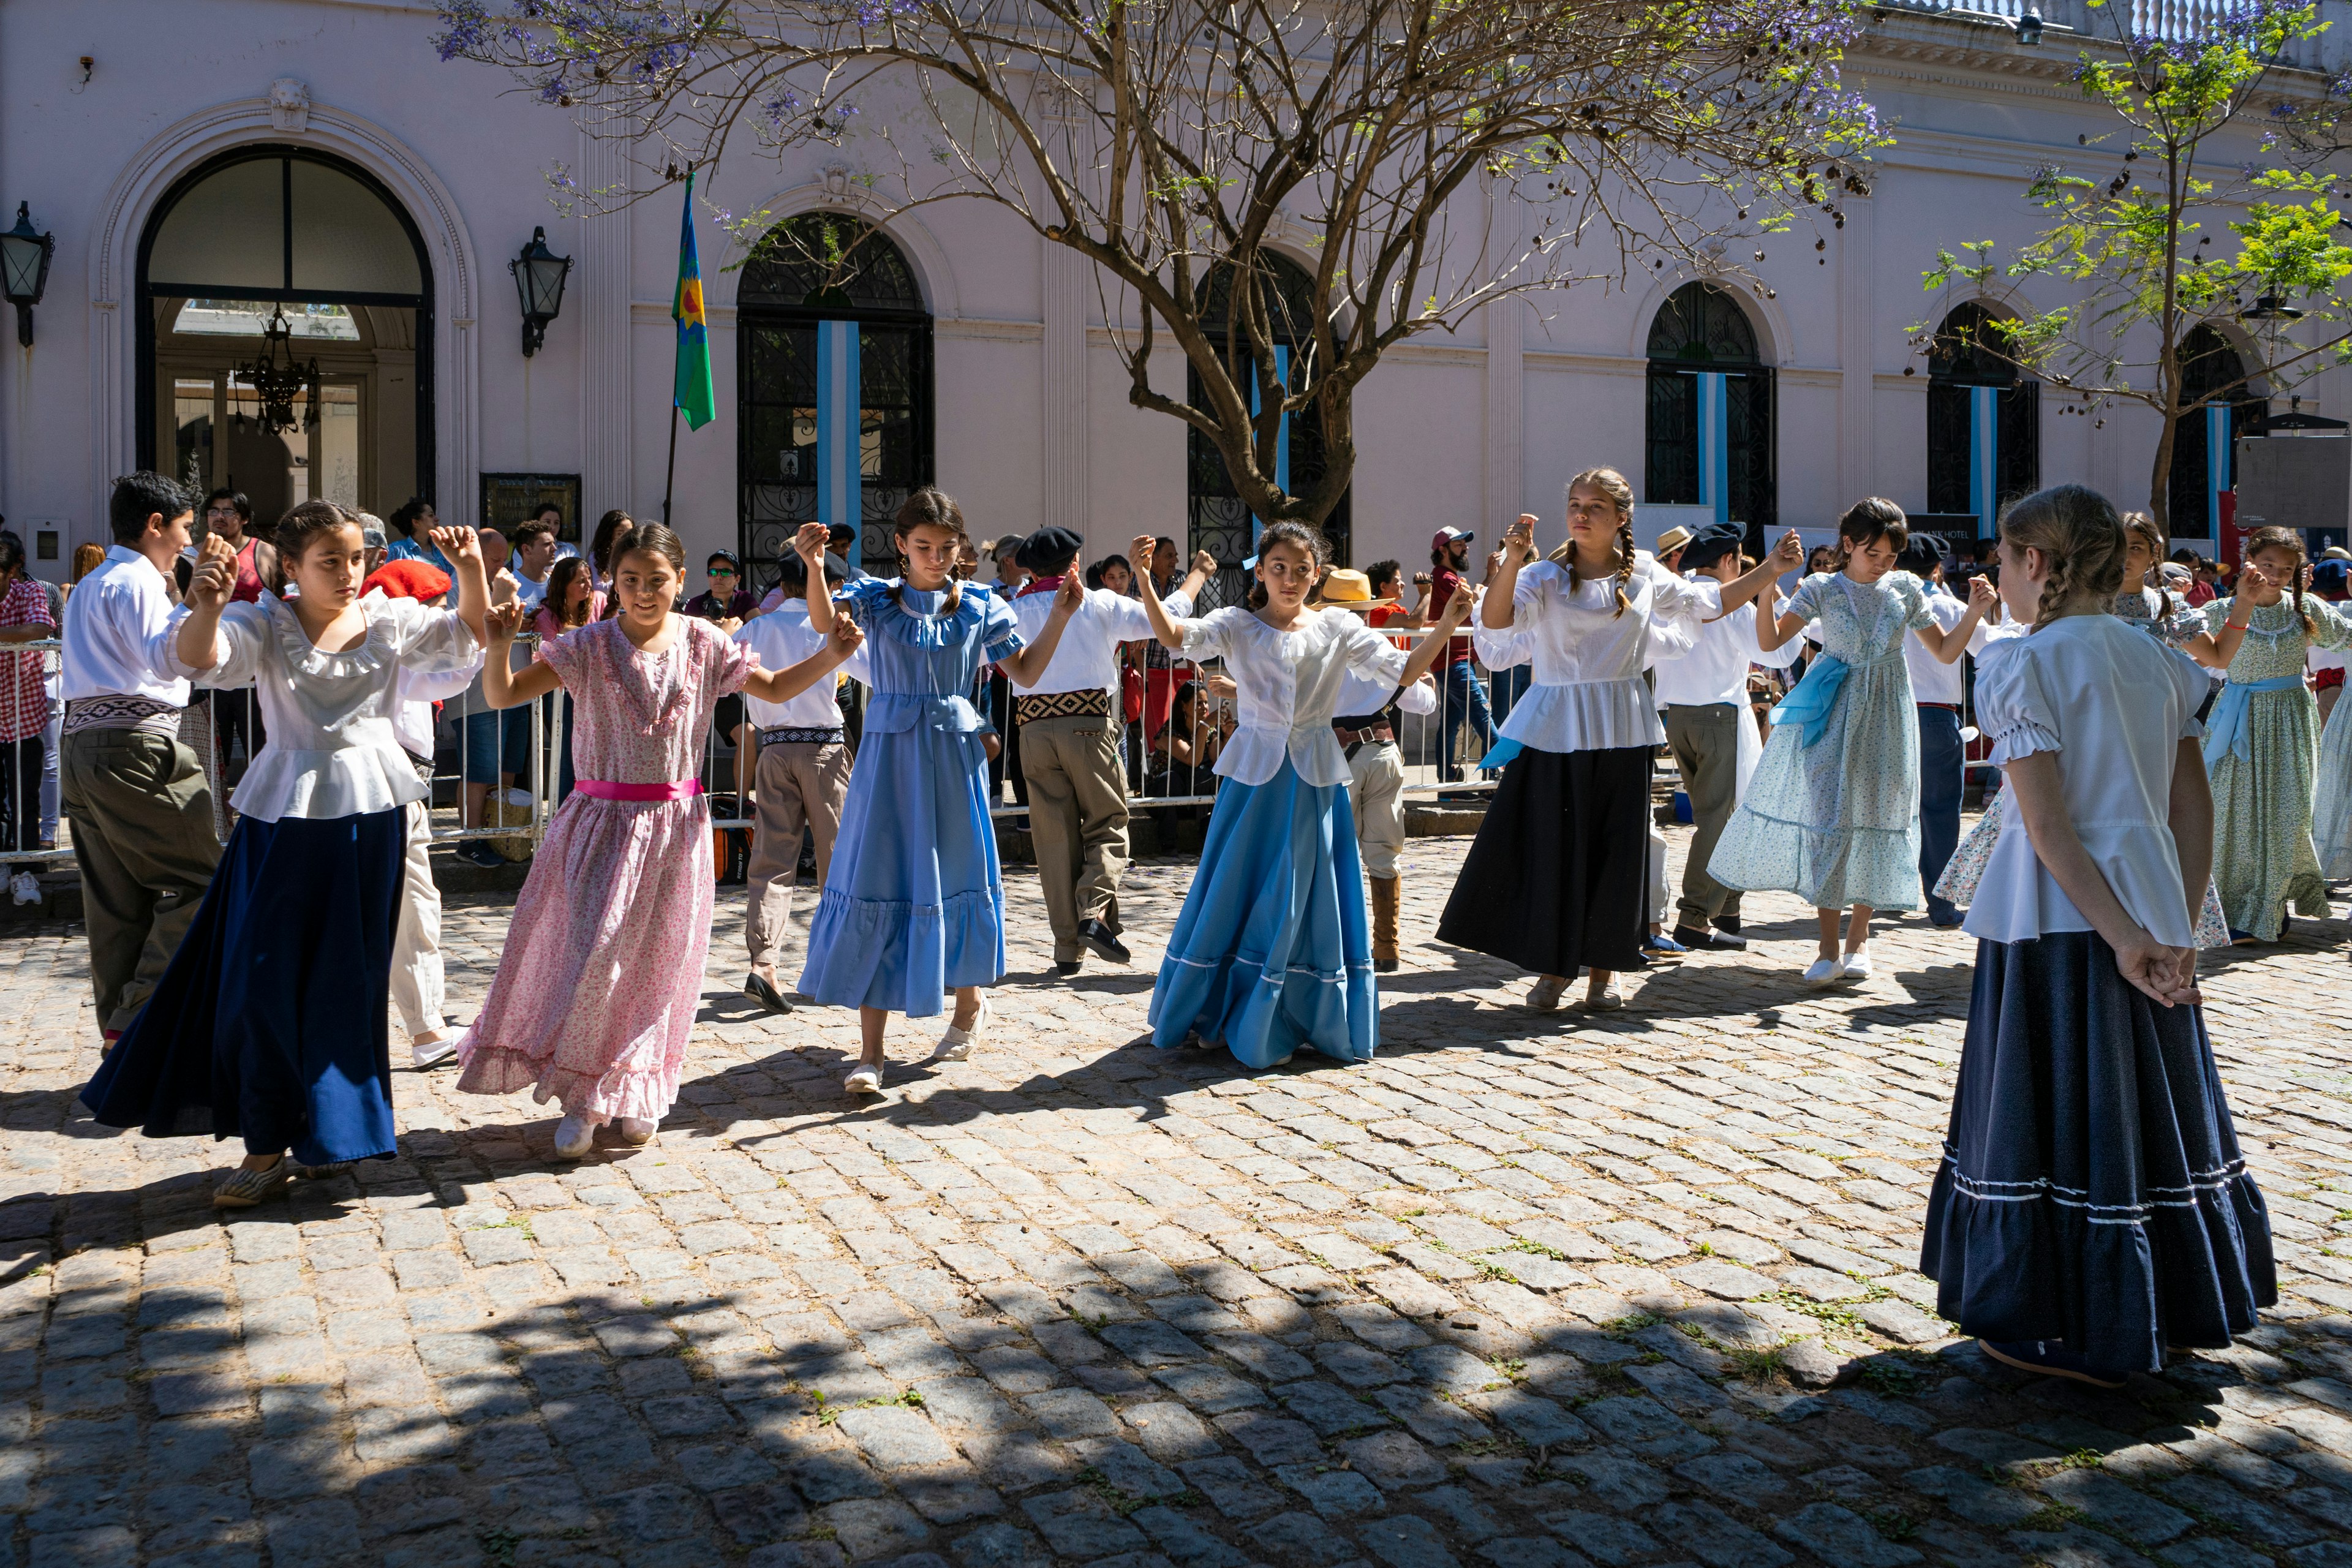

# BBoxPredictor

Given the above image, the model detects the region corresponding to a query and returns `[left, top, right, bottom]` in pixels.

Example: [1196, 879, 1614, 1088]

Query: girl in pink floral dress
[454, 522, 859, 1157]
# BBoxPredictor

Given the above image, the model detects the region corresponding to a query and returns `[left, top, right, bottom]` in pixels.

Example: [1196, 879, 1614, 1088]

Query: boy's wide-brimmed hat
[1320, 568, 1396, 608]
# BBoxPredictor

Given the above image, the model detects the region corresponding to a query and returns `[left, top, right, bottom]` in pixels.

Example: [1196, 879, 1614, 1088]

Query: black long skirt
[1920, 932, 2275, 1378]
[1436, 744, 1650, 976]
[80, 809, 405, 1166]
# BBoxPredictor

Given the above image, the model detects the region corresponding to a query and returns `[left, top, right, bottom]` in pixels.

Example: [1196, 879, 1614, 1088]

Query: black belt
[1333, 722, 1395, 748]
[758, 726, 845, 746]
[1916, 702, 1961, 713]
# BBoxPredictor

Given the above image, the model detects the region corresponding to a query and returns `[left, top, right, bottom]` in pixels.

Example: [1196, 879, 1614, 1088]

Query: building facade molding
[718, 173, 963, 320]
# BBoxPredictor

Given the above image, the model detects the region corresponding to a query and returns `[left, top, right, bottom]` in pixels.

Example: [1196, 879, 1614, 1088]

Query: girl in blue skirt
[1131, 523, 1464, 1067]
[1921, 483, 2273, 1386]
[797, 488, 1081, 1094]
[80, 504, 486, 1207]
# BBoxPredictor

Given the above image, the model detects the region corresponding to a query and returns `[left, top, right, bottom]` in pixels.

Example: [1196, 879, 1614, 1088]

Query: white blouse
[1963, 613, 2209, 948]
[164, 594, 481, 823]
[1174, 606, 1412, 786]
[1471, 552, 1712, 752]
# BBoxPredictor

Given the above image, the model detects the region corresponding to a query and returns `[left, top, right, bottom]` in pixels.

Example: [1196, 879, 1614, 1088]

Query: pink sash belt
[573, 779, 703, 802]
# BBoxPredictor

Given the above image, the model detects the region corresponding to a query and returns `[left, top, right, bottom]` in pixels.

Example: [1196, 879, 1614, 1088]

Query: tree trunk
[2148, 406, 2176, 540]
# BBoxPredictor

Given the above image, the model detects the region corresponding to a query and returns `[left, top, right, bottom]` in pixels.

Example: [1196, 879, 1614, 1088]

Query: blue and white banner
[2206, 403, 2234, 535]
[816, 320, 861, 536]
[1969, 384, 2000, 537]
[1697, 371, 1729, 527]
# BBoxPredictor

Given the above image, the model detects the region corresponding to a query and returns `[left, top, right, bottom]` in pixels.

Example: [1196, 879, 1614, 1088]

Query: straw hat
[1654, 525, 1695, 557]
[1320, 568, 1396, 608]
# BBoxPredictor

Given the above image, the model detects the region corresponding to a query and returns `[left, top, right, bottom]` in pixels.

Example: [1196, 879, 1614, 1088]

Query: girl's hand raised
[1768, 530, 1806, 573]
[829, 608, 864, 658]
[1504, 513, 1537, 560]
[483, 600, 526, 646]
[793, 521, 830, 564]
[1969, 574, 2000, 615]
[428, 526, 482, 565]
[1129, 536, 1156, 576]
[188, 535, 236, 612]
[1055, 570, 1085, 614]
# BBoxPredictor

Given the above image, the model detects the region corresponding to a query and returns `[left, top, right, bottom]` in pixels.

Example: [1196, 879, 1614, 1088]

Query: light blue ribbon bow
[2202, 673, 2302, 766]
[1769, 653, 1851, 748]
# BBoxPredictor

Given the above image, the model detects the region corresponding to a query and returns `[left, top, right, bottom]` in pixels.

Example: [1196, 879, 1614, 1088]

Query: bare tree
[437, 0, 1880, 529]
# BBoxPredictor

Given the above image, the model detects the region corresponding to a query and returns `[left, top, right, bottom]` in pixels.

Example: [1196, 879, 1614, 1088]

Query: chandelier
[233, 306, 320, 435]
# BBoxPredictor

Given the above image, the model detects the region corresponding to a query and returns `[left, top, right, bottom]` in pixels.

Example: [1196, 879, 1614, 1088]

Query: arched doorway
[2167, 325, 2265, 538]
[1644, 282, 1776, 549]
[737, 213, 933, 588]
[1926, 301, 2039, 535]
[1187, 253, 1349, 609]
[137, 146, 432, 522]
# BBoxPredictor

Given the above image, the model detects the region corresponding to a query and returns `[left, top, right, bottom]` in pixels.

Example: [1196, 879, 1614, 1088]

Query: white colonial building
[3, 0, 2348, 594]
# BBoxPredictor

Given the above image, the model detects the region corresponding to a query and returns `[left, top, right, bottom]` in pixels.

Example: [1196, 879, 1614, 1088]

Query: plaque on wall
[478, 472, 585, 544]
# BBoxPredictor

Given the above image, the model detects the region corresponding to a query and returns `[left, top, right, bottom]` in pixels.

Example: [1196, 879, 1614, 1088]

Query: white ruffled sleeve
[2166, 646, 2209, 741]
[1175, 606, 1238, 664]
[1974, 640, 2061, 766]
[1396, 675, 1438, 716]
[159, 601, 270, 689]
[1338, 614, 1412, 685]
[1471, 565, 1547, 669]
[2310, 595, 2352, 651]
[379, 597, 481, 677]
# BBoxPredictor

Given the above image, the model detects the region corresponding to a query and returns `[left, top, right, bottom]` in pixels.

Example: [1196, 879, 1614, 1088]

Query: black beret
[1016, 526, 1084, 573]
[1679, 522, 1747, 575]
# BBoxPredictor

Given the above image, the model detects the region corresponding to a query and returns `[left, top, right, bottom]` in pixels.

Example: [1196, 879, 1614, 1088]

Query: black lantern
[0, 203, 55, 348]
[510, 226, 572, 356]
[2015, 7, 2043, 45]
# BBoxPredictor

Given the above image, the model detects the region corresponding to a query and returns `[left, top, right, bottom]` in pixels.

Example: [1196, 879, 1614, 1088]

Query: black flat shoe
[1672, 925, 1746, 952]
[743, 973, 795, 1014]
[1713, 915, 1742, 937]
[1054, 960, 1082, 977]
[1374, 957, 1398, 974]
[1078, 919, 1131, 965]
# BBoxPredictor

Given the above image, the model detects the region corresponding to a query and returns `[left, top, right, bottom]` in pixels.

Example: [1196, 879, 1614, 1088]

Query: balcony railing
[1880, 0, 2348, 73]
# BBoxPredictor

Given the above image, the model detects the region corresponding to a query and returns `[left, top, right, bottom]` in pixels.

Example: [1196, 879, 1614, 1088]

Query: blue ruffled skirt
[1920, 932, 2275, 1377]
[799, 724, 1003, 1017]
[1149, 761, 1375, 1068]
[79, 809, 404, 1166]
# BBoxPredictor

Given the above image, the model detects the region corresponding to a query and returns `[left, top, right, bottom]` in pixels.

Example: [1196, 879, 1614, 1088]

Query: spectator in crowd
[1423, 526, 1494, 782]
[826, 522, 869, 583]
[534, 556, 601, 801]
[0, 532, 56, 902]
[532, 500, 581, 560]
[440, 540, 526, 869]
[358, 515, 390, 578]
[385, 497, 453, 573]
[198, 489, 275, 791]
[1147, 679, 1230, 802]
[477, 527, 524, 601]
[684, 549, 761, 796]
[587, 508, 636, 594]
[509, 519, 559, 612]
[59, 472, 222, 1043]
[2188, 556, 2222, 606]
[989, 533, 1030, 594]
[69, 543, 106, 589]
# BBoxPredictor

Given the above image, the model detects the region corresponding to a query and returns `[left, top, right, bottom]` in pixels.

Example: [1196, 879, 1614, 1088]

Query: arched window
[1925, 302, 2039, 535]
[137, 145, 432, 525]
[737, 213, 932, 581]
[1187, 252, 1348, 608]
[1643, 284, 1775, 543]
[2166, 325, 2264, 539]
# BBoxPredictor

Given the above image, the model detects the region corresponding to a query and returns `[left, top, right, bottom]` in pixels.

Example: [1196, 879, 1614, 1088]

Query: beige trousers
[1019, 715, 1130, 962]
[745, 741, 853, 967]
[390, 801, 444, 1038]
[1347, 738, 1408, 878]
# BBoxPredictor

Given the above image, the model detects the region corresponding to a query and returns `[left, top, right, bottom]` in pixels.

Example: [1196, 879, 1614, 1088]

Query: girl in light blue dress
[797, 489, 1080, 1095]
[1709, 499, 1991, 987]
[1129, 522, 1460, 1068]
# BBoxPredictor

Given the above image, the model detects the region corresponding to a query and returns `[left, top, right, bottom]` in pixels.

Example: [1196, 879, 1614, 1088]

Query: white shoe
[552, 1114, 596, 1159]
[936, 995, 992, 1060]
[1803, 956, 1844, 987]
[844, 1061, 883, 1095]
[615, 1117, 657, 1146]
[1581, 982, 1624, 1012]
[410, 1035, 457, 1070]
[1838, 947, 1872, 984]
[9, 871, 37, 906]
[1525, 976, 1567, 1012]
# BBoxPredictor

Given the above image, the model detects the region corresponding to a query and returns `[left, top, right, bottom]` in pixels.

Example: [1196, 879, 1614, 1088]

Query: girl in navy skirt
[1921, 483, 2274, 1386]
[80, 505, 487, 1207]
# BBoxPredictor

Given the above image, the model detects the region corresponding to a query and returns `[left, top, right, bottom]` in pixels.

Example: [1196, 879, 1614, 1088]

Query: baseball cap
[1431, 527, 1474, 552]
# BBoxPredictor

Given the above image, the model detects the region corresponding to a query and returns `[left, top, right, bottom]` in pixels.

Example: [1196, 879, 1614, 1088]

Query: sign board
[2234, 436, 2350, 559]
[478, 472, 585, 545]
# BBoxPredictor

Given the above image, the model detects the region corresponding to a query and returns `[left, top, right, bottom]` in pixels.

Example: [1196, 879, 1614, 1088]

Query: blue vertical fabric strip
[1273, 345, 1291, 502]
[816, 322, 861, 536]
[1970, 384, 1999, 537]
[2207, 404, 2232, 536]
[1697, 372, 1728, 526]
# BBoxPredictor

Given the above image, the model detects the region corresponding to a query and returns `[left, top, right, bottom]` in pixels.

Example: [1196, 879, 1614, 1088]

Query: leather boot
[1370, 875, 1401, 973]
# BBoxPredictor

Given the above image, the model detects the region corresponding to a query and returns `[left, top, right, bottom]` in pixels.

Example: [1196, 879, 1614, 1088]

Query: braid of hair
[2292, 563, 2315, 639]
[1611, 514, 1635, 619]
[2033, 552, 2076, 633]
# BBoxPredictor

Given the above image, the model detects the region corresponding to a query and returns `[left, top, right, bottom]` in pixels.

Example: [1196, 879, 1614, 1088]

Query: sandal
[844, 1061, 884, 1095]
[212, 1158, 292, 1210]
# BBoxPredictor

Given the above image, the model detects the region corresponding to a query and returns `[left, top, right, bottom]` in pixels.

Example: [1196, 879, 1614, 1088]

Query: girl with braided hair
[1437, 469, 1785, 1011]
[1921, 483, 2272, 1388]
[2197, 525, 2351, 941]
[1708, 498, 1992, 987]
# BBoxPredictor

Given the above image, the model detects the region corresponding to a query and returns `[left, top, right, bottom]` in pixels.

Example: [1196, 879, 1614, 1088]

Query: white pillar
[1485, 295, 1526, 530]
[1838, 190, 1877, 505]
[1041, 238, 1091, 537]
[578, 129, 633, 524]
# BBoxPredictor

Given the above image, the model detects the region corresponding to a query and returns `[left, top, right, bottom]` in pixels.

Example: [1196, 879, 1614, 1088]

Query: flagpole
[663, 401, 679, 526]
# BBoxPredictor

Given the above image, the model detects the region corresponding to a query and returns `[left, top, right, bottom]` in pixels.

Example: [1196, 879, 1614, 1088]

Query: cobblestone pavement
[4, 823, 2352, 1568]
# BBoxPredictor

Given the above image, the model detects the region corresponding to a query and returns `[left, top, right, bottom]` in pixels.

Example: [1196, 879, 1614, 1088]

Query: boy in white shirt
[59, 473, 224, 1042]
[734, 548, 864, 1011]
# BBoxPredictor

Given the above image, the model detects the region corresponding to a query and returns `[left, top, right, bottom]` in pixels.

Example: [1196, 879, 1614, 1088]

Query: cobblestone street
[3, 823, 2351, 1568]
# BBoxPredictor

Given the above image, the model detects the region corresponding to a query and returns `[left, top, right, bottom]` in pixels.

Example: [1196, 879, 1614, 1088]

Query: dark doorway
[1644, 283, 1776, 551]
